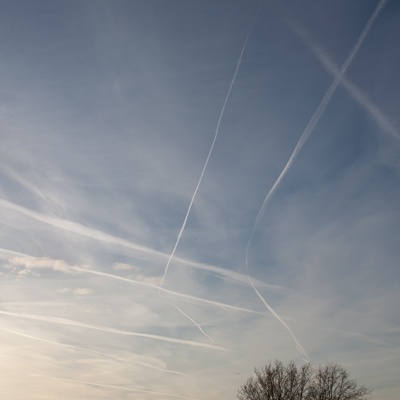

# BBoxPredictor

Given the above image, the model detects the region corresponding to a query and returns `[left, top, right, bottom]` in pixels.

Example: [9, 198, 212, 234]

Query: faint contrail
[159, 0, 263, 289]
[166, 300, 213, 342]
[1, 328, 187, 376]
[289, 19, 399, 142]
[0, 310, 229, 351]
[32, 375, 201, 400]
[244, 0, 387, 361]
[337, 72, 399, 142]
[1, 164, 49, 204]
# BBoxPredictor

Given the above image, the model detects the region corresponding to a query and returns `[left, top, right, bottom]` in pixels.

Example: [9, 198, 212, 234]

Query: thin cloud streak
[32, 375, 202, 400]
[0, 310, 229, 351]
[1, 328, 187, 376]
[244, 0, 387, 361]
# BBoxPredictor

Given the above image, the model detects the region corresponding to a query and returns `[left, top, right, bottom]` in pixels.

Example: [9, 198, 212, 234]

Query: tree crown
[237, 361, 371, 400]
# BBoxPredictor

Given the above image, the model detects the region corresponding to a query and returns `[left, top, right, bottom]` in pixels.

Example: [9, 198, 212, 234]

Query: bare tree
[237, 361, 371, 400]
[238, 361, 313, 400]
[309, 363, 371, 400]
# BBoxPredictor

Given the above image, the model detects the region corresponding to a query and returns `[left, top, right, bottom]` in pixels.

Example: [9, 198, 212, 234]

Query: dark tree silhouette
[237, 361, 371, 400]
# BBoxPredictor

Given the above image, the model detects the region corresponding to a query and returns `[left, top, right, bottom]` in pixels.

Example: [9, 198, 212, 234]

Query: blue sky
[1, 0, 399, 399]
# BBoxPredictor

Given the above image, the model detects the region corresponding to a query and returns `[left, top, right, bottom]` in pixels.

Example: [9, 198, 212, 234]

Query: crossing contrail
[248, 0, 387, 243]
[244, 0, 387, 361]
[288, 17, 399, 142]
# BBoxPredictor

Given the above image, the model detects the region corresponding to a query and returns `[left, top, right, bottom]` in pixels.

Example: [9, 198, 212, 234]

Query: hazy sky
[1, 1, 399, 399]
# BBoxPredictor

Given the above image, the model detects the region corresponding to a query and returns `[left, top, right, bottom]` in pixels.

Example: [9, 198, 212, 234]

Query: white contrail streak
[166, 300, 214, 343]
[242, 275, 309, 360]
[289, 20, 399, 142]
[244, 0, 387, 361]
[0, 198, 167, 261]
[248, 0, 387, 241]
[337, 72, 399, 141]
[0, 328, 187, 376]
[161, 287, 264, 315]
[32, 375, 201, 400]
[159, 0, 263, 288]
[0, 310, 229, 351]
[0, 209, 292, 293]
[72, 266, 265, 315]
[0, 248, 272, 315]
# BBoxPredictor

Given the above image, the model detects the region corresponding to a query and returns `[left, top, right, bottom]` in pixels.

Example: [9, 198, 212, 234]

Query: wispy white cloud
[9, 256, 71, 273]
[57, 287, 72, 293]
[112, 262, 137, 271]
[73, 288, 93, 296]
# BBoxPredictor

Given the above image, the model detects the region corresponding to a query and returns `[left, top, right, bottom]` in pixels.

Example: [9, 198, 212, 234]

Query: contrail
[248, 0, 387, 242]
[72, 266, 266, 315]
[1, 164, 49, 204]
[0, 198, 167, 261]
[0, 207, 294, 293]
[32, 375, 202, 400]
[1, 249, 272, 315]
[244, 0, 387, 361]
[242, 274, 309, 360]
[337, 71, 399, 142]
[0, 310, 229, 351]
[1, 328, 187, 376]
[166, 300, 213, 343]
[288, 19, 399, 142]
[159, 0, 263, 289]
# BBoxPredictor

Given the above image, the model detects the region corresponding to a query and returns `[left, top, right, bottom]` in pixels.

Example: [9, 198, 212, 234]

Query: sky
[0, 0, 399, 399]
